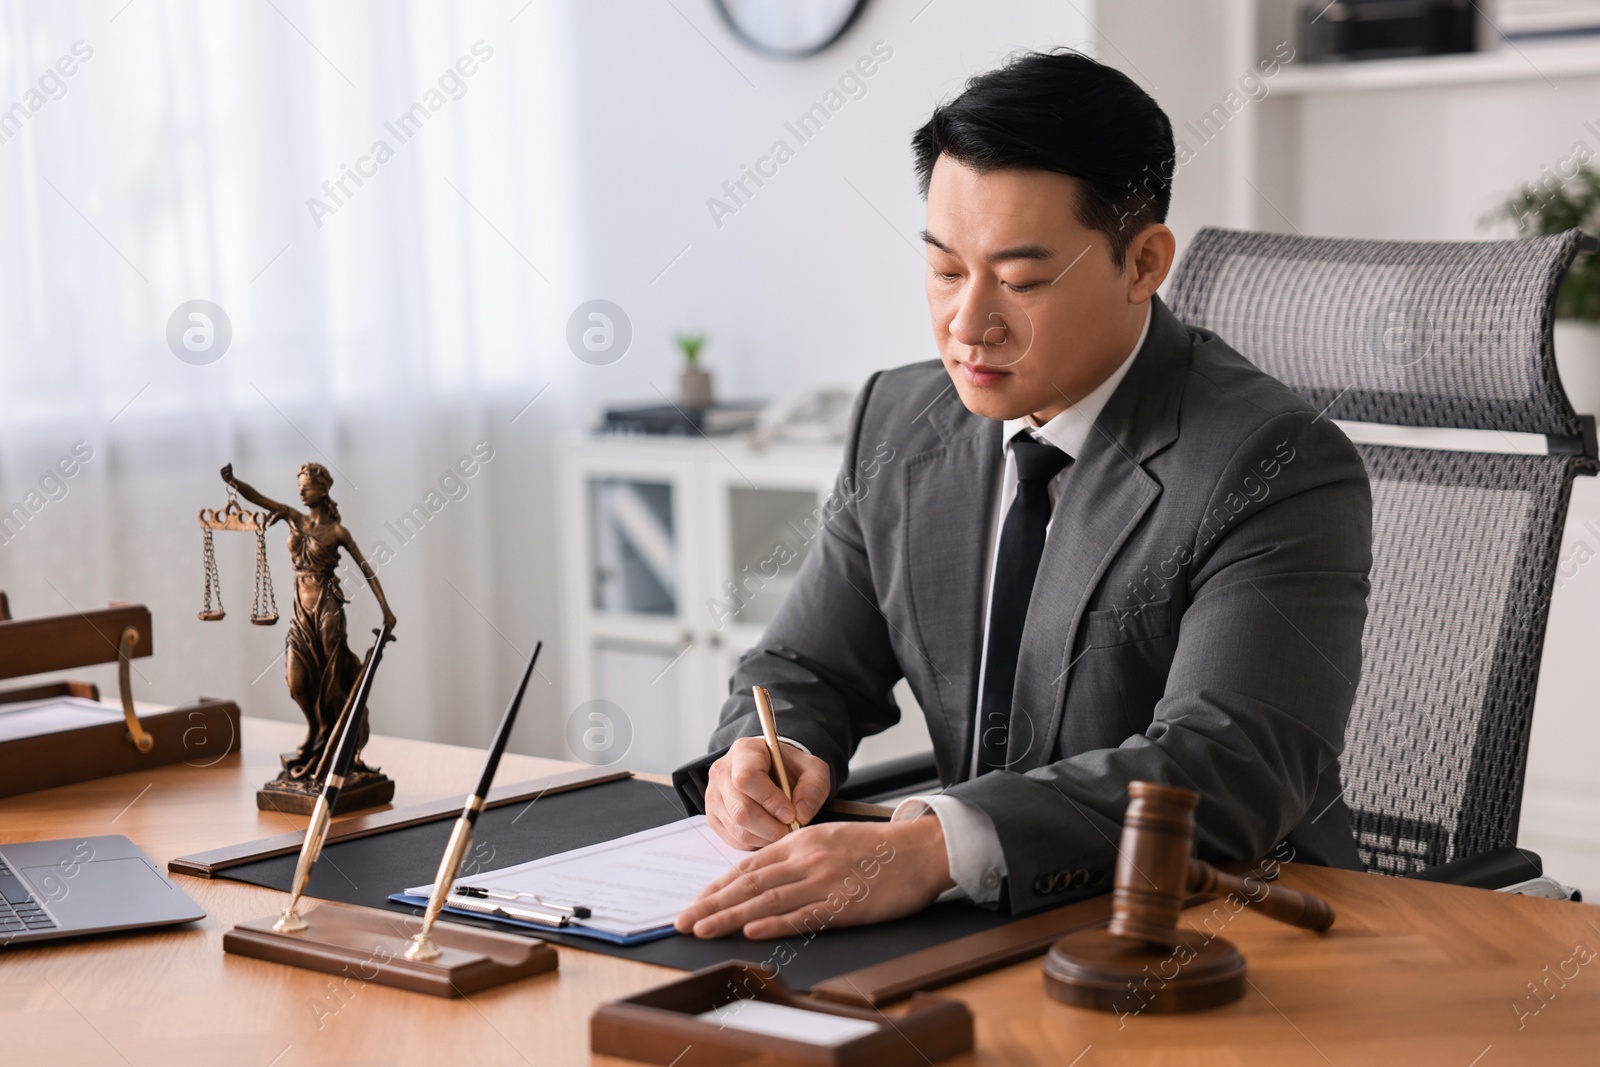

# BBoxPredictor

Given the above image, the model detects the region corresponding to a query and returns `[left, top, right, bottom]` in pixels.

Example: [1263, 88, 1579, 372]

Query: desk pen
[273, 622, 394, 934]
[405, 640, 543, 962]
[451, 886, 591, 928]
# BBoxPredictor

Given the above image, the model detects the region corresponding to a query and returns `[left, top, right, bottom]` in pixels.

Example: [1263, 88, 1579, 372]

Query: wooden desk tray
[0, 597, 243, 799]
[591, 961, 973, 1066]
[169, 765, 632, 877]
[224, 900, 558, 998]
[0, 682, 241, 800]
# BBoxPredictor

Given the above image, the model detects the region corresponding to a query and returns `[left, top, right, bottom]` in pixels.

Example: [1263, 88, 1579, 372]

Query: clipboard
[385, 814, 749, 946]
[0, 594, 242, 798]
[383, 892, 677, 946]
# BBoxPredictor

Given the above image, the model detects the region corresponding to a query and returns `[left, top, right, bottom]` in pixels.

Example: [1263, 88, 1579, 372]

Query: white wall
[548, 0, 1093, 416]
[1097, 0, 1242, 252]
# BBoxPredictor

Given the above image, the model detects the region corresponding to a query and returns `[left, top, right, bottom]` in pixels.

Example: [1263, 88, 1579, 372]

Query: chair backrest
[1166, 227, 1595, 875]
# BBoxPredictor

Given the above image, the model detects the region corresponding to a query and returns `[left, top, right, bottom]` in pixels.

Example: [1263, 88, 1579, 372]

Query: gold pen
[752, 685, 803, 833]
[273, 623, 392, 934]
[404, 641, 542, 962]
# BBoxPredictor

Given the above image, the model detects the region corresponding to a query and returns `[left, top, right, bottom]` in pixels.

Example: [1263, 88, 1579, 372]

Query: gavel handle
[1189, 859, 1335, 932]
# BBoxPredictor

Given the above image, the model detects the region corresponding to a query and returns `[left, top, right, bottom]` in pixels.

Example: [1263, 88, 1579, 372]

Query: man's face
[923, 157, 1153, 424]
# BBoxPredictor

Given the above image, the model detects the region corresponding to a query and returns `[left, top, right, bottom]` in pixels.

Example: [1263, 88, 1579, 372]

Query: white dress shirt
[889, 303, 1152, 905]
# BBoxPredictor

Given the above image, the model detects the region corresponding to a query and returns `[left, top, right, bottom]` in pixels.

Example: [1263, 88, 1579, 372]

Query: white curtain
[0, 0, 579, 755]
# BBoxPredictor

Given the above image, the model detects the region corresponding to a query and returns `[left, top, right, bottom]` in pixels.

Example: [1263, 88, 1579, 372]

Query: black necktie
[976, 436, 1072, 777]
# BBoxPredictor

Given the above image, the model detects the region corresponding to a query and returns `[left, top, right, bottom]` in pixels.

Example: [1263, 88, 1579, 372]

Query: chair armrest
[836, 751, 940, 803]
[1407, 846, 1543, 890]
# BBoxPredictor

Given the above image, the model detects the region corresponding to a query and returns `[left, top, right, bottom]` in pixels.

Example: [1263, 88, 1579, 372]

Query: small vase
[681, 367, 713, 408]
[1554, 319, 1600, 416]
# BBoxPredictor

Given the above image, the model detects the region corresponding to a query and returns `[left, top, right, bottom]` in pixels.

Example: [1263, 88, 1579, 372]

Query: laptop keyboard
[0, 858, 58, 933]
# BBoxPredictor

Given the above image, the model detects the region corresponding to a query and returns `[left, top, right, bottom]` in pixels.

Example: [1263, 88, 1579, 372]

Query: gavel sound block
[1043, 781, 1335, 1014]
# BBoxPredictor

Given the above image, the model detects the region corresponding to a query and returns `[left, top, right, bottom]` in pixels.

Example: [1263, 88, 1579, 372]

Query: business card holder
[591, 960, 972, 1066]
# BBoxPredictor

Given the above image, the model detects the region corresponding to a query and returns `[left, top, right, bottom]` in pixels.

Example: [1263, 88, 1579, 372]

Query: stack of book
[1496, 0, 1600, 40]
[1300, 1, 1476, 63]
[600, 399, 764, 437]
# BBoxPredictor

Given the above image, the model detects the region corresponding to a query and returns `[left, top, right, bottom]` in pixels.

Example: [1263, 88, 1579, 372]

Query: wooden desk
[2, 718, 1597, 1066]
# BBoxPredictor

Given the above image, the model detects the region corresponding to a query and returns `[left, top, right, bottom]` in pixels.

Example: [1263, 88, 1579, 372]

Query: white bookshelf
[1218, 2, 1600, 238]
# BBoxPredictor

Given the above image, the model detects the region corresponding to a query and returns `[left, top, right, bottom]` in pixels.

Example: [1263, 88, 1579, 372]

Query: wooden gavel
[1045, 780, 1335, 1013]
[1108, 780, 1334, 945]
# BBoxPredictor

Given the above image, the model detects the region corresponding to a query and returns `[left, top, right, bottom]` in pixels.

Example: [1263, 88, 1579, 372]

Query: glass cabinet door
[591, 478, 676, 616]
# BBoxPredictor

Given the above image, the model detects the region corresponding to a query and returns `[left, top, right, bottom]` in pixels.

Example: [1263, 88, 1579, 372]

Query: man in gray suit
[674, 51, 1371, 940]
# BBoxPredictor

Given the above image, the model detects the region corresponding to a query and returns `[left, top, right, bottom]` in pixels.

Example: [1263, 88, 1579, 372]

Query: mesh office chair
[1165, 227, 1595, 887]
[844, 227, 1595, 892]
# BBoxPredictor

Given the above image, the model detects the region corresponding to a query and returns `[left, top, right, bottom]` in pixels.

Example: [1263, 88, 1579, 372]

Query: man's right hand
[704, 736, 831, 850]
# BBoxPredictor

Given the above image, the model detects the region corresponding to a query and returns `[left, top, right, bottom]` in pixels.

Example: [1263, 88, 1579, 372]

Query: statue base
[257, 758, 395, 816]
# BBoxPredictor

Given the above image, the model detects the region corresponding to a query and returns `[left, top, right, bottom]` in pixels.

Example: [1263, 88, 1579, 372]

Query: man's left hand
[675, 816, 956, 940]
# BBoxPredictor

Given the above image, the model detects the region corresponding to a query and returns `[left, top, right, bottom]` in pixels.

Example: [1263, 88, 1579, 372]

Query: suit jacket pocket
[1081, 599, 1172, 649]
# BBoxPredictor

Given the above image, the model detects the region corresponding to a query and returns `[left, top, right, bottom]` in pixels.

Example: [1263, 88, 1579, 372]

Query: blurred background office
[1, 0, 1597, 892]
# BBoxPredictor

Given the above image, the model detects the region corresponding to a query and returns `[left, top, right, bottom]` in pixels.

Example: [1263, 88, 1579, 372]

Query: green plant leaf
[674, 332, 707, 363]
[1488, 164, 1600, 320]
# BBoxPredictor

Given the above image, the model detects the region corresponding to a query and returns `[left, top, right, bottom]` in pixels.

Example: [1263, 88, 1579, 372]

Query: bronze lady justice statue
[222, 462, 398, 812]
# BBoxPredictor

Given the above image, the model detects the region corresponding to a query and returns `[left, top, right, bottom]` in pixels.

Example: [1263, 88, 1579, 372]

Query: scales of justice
[199, 462, 399, 814]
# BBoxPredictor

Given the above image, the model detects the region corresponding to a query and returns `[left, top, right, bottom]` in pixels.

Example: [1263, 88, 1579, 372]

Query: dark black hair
[912, 49, 1175, 264]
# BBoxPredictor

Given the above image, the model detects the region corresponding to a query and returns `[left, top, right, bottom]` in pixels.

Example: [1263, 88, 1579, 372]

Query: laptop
[0, 835, 204, 946]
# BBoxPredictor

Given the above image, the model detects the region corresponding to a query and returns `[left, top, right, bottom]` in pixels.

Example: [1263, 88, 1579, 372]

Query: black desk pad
[219, 776, 1024, 990]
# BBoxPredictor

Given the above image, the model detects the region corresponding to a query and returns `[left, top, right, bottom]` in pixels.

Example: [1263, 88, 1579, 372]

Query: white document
[697, 1000, 881, 1045]
[0, 696, 128, 743]
[407, 815, 745, 939]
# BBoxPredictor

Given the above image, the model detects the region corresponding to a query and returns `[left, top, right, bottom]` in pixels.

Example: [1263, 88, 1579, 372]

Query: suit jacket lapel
[1008, 297, 1191, 772]
[905, 391, 1001, 786]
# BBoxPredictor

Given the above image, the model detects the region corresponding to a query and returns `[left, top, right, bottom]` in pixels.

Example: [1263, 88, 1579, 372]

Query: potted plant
[1490, 166, 1600, 414]
[676, 332, 713, 408]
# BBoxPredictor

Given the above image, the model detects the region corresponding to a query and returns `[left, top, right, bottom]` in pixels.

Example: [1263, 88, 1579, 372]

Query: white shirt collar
[1002, 302, 1152, 459]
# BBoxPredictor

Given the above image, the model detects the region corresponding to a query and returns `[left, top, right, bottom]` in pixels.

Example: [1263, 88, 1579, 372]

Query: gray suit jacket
[674, 297, 1372, 914]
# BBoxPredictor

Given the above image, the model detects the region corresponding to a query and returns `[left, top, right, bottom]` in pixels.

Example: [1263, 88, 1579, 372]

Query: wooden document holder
[225, 900, 557, 998]
[0, 593, 242, 798]
[592, 961, 973, 1066]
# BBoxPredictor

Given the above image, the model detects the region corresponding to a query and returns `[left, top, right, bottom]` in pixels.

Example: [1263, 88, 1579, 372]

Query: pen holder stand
[592, 961, 972, 1066]
[224, 900, 557, 998]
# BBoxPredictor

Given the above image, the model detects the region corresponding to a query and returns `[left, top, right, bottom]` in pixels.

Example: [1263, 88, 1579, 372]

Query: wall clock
[712, 0, 869, 58]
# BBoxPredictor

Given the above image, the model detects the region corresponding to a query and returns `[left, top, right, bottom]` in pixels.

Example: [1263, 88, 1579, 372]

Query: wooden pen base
[1043, 928, 1245, 1014]
[224, 900, 557, 998]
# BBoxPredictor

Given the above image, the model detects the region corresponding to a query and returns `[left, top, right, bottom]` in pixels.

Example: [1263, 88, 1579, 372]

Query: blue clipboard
[386, 892, 679, 946]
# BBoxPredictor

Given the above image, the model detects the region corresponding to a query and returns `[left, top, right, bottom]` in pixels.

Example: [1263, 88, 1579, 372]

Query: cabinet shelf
[1272, 42, 1600, 95]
